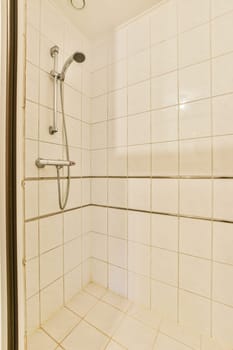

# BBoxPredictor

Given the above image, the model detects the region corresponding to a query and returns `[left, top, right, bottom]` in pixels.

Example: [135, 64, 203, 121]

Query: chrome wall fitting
[35, 158, 76, 169]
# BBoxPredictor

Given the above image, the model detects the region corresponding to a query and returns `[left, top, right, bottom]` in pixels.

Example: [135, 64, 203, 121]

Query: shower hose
[56, 80, 71, 210]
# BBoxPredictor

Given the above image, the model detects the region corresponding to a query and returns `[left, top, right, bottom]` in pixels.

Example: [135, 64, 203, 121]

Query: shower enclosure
[8, 0, 233, 349]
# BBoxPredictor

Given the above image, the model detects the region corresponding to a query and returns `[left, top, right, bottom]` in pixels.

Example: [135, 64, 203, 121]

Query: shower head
[60, 51, 86, 80]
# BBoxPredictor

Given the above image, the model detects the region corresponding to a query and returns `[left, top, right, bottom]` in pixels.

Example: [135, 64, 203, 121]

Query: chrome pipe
[49, 45, 60, 135]
[35, 158, 76, 169]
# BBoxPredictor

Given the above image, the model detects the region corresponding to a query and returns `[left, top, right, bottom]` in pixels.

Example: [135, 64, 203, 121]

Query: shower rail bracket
[35, 158, 76, 169]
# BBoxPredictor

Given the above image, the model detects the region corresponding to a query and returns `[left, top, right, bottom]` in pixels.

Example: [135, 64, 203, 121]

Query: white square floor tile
[105, 340, 126, 350]
[84, 282, 107, 298]
[127, 304, 162, 330]
[85, 300, 124, 336]
[66, 290, 98, 317]
[102, 290, 132, 312]
[61, 320, 109, 350]
[113, 315, 157, 350]
[42, 307, 81, 342]
[154, 333, 193, 350]
[160, 319, 200, 350]
[27, 329, 57, 350]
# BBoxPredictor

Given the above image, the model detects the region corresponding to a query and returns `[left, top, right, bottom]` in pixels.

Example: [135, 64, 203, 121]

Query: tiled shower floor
[27, 283, 222, 350]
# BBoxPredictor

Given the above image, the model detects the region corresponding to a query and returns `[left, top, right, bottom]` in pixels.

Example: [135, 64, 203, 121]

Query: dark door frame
[5, 0, 19, 349]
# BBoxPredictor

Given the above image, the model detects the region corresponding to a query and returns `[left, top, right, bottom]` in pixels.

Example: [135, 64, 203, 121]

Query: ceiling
[56, 0, 161, 40]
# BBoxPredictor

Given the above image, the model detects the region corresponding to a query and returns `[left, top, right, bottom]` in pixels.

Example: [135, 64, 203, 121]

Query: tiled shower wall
[90, 0, 233, 347]
[24, 0, 92, 335]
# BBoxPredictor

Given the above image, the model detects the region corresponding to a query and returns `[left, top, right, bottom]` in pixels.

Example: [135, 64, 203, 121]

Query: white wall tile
[92, 233, 108, 261]
[180, 138, 212, 176]
[212, 0, 233, 18]
[108, 179, 127, 207]
[92, 68, 108, 97]
[64, 266, 82, 302]
[128, 272, 150, 307]
[212, 302, 233, 347]
[128, 179, 151, 211]
[179, 99, 211, 139]
[25, 101, 39, 140]
[91, 258, 108, 287]
[64, 238, 82, 273]
[213, 52, 233, 96]
[213, 262, 233, 307]
[152, 179, 178, 214]
[214, 180, 233, 220]
[180, 180, 212, 217]
[179, 62, 211, 104]
[26, 258, 39, 298]
[109, 237, 127, 269]
[40, 247, 63, 288]
[109, 60, 127, 91]
[91, 178, 108, 205]
[152, 72, 178, 109]
[180, 218, 212, 259]
[128, 80, 150, 115]
[179, 290, 211, 335]
[91, 122, 107, 149]
[27, 25, 40, 66]
[213, 222, 233, 265]
[127, 16, 150, 56]
[91, 95, 108, 123]
[108, 89, 127, 119]
[213, 93, 233, 135]
[152, 247, 178, 286]
[108, 118, 127, 148]
[128, 112, 150, 146]
[151, 280, 178, 321]
[152, 214, 178, 251]
[128, 242, 150, 276]
[108, 208, 127, 239]
[26, 63, 39, 103]
[40, 215, 63, 254]
[40, 279, 63, 323]
[212, 11, 233, 57]
[128, 145, 151, 176]
[25, 221, 39, 261]
[152, 142, 178, 176]
[179, 255, 211, 297]
[150, 0, 177, 45]
[128, 211, 151, 245]
[109, 265, 127, 297]
[151, 38, 177, 77]
[91, 149, 107, 176]
[179, 24, 210, 68]
[128, 49, 150, 85]
[108, 147, 127, 176]
[213, 135, 233, 176]
[178, 0, 210, 33]
[152, 106, 178, 142]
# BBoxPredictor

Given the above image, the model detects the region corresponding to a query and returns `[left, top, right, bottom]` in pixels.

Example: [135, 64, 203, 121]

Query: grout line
[24, 175, 233, 181]
[209, 0, 214, 340]
[37, 0, 42, 334]
[25, 202, 233, 226]
[125, 23, 129, 301]
[149, 12, 153, 311]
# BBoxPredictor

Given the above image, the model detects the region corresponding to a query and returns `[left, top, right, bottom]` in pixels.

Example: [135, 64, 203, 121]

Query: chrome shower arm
[49, 46, 60, 135]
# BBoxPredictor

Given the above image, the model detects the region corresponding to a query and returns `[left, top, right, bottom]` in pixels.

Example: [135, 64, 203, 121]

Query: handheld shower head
[60, 51, 86, 80]
[73, 52, 86, 63]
